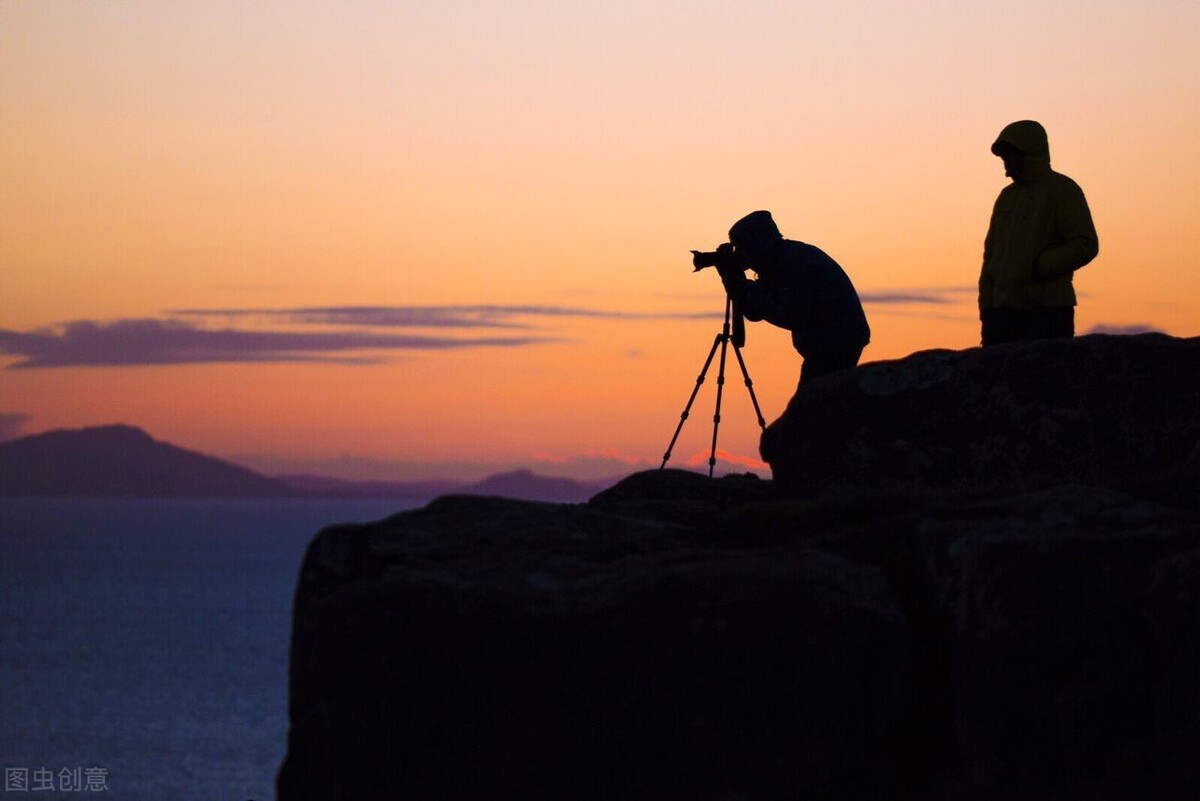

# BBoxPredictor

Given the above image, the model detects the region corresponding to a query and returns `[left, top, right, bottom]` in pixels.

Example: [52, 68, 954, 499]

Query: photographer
[714, 210, 870, 387]
[979, 120, 1098, 346]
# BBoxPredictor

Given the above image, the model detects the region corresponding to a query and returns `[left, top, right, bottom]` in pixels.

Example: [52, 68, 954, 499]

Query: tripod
[660, 294, 766, 477]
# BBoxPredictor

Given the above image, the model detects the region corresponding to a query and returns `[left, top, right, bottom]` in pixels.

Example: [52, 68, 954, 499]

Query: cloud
[172, 293, 973, 330]
[855, 286, 977, 321]
[173, 304, 715, 328]
[237, 448, 663, 483]
[0, 412, 31, 441]
[530, 447, 659, 473]
[663, 287, 975, 309]
[859, 287, 973, 305]
[1084, 323, 1167, 336]
[0, 319, 555, 368]
[683, 448, 769, 473]
[2, 289, 980, 370]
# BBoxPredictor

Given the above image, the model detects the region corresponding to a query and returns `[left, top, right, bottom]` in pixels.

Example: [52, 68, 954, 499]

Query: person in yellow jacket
[979, 120, 1098, 346]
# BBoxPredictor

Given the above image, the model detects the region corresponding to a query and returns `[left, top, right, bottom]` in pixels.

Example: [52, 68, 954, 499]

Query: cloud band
[1, 290, 978, 369]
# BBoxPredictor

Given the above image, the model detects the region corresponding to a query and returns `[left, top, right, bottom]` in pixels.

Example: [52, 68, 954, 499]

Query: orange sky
[2, 2, 1198, 480]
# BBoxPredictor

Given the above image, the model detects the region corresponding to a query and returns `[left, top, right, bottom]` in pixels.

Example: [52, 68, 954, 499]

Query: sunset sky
[2, 1, 1198, 481]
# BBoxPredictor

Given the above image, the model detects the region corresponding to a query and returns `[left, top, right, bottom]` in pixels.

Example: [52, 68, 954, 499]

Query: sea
[0, 496, 424, 801]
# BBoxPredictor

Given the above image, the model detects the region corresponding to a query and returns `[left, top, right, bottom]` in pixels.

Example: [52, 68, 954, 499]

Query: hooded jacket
[724, 211, 870, 358]
[979, 121, 1098, 311]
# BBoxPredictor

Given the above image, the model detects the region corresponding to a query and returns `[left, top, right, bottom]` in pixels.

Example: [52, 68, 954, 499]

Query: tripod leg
[731, 342, 767, 431]
[707, 329, 732, 478]
[660, 333, 723, 470]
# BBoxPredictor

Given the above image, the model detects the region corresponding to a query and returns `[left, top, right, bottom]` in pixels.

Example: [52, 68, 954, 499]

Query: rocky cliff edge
[278, 334, 1200, 801]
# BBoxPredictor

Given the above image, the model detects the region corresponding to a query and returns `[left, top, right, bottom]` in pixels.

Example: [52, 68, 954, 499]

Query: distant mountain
[275, 469, 613, 503]
[460, 469, 612, 503]
[0, 425, 294, 497]
[273, 474, 467, 500]
[0, 424, 620, 501]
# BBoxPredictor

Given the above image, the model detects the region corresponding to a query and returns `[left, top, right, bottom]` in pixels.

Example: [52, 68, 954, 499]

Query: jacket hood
[991, 120, 1051, 180]
[729, 210, 783, 251]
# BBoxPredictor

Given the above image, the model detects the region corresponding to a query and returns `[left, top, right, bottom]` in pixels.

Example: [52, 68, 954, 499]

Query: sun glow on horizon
[3, 1, 1198, 479]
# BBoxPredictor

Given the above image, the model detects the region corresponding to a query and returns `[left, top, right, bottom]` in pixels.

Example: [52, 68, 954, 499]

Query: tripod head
[692, 246, 749, 348]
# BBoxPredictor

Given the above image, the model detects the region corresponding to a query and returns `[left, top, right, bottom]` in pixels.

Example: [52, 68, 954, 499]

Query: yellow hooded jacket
[979, 121, 1098, 311]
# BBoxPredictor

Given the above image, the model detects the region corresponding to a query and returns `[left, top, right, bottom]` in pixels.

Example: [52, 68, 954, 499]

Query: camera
[689, 242, 747, 348]
[691, 242, 741, 275]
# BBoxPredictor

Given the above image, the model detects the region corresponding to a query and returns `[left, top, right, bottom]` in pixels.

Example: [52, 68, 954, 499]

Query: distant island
[0, 425, 614, 502]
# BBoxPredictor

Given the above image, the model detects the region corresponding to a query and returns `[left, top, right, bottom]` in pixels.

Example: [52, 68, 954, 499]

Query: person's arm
[720, 270, 769, 322]
[979, 194, 1002, 309]
[1034, 180, 1099, 280]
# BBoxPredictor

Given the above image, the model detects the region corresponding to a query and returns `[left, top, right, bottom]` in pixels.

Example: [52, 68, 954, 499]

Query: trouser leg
[798, 346, 864, 388]
[981, 308, 1074, 347]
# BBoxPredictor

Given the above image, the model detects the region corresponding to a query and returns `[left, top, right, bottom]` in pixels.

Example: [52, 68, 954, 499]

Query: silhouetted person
[979, 120, 1098, 347]
[718, 210, 870, 387]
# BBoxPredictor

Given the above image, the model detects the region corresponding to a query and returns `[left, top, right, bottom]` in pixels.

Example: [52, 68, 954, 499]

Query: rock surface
[763, 333, 1200, 497]
[278, 335, 1200, 800]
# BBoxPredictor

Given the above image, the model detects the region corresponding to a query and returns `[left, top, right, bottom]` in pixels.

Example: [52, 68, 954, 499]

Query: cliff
[278, 334, 1200, 800]
[762, 332, 1200, 499]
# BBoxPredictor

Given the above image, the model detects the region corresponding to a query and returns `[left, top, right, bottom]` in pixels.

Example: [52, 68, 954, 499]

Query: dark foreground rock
[763, 333, 1200, 498]
[278, 335, 1200, 801]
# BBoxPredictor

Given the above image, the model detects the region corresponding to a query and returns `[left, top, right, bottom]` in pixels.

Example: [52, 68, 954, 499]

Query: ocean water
[0, 496, 420, 801]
